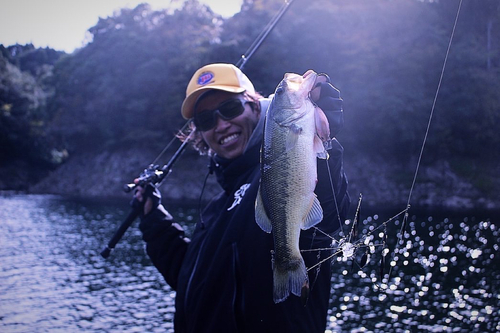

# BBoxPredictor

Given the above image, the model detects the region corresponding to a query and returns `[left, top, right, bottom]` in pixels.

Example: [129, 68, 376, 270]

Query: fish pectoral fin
[314, 107, 331, 142]
[314, 135, 329, 159]
[255, 187, 273, 233]
[301, 196, 323, 230]
[317, 151, 329, 159]
[285, 124, 302, 152]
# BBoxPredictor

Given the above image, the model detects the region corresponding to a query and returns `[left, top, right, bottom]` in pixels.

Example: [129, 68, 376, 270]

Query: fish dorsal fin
[255, 186, 273, 233]
[301, 196, 323, 230]
[285, 123, 302, 152]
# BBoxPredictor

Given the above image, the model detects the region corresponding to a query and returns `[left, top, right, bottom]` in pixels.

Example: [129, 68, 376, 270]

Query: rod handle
[100, 246, 112, 259]
[101, 208, 140, 259]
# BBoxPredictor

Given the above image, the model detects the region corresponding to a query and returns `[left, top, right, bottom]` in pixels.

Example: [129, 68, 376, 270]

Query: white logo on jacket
[227, 183, 251, 211]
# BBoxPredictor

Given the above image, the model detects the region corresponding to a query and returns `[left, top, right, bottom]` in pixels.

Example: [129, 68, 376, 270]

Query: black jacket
[139, 103, 350, 332]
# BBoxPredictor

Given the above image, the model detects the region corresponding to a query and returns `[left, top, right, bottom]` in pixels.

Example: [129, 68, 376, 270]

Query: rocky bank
[12, 145, 495, 217]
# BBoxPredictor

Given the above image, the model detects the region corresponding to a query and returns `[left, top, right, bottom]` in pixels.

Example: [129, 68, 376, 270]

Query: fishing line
[388, 0, 463, 281]
[324, 156, 345, 236]
[303, 151, 346, 288]
[306, 207, 408, 273]
[404, 0, 463, 211]
[302, 1, 463, 290]
[236, 0, 295, 70]
[151, 120, 192, 165]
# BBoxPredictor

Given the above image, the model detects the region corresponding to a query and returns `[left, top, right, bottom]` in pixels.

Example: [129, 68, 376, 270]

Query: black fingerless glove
[314, 74, 344, 137]
[130, 183, 162, 219]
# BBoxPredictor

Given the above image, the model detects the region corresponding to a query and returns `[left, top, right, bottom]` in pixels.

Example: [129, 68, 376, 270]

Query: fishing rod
[236, 0, 294, 70]
[100, 132, 193, 259]
[100, 0, 296, 259]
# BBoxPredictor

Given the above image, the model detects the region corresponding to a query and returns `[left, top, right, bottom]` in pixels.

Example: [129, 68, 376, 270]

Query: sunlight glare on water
[327, 211, 500, 332]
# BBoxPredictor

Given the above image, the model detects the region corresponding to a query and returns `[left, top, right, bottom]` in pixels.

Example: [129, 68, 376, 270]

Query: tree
[47, 1, 224, 152]
[0, 46, 66, 167]
[3, 0, 499, 184]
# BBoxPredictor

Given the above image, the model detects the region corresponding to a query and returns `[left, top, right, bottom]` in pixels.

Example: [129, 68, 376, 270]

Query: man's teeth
[220, 133, 239, 145]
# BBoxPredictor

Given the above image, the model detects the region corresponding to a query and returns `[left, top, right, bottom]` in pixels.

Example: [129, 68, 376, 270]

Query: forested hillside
[1, 0, 499, 208]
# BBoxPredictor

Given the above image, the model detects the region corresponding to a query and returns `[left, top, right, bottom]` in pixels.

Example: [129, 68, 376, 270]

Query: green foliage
[2, 0, 499, 175]
[427, 0, 500, 159]
[48, 1, 223, 151]
[2, 43, 64, 77]
[0, 46, 66, 167]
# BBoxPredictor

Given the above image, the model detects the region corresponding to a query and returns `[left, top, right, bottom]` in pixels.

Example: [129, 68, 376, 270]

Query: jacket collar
[211, 137, 260, 194]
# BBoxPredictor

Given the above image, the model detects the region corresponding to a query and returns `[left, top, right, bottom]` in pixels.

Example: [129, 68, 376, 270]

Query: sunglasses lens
[218, 99, 246, 120]
[194, 99, 247, 131]
[194, 110, 216, 131]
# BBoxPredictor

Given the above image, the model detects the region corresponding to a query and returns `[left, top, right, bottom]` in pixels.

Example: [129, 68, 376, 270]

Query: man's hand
[131, 183, 161, 216]
[310, 73, 344, 138]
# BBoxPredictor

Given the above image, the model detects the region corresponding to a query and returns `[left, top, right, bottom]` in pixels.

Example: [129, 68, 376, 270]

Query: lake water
[0, 193, 498, 332]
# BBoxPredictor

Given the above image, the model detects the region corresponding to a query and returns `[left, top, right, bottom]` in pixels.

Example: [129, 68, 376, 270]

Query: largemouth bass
[255, 70, 328, 303]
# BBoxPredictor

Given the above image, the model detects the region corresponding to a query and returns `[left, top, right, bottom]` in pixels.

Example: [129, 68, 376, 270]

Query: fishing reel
[123, 164, 169, 193]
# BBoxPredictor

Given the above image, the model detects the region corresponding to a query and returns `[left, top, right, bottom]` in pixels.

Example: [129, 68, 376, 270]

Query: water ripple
[0, 194, 175, 332]
[1, 194, 499, 332]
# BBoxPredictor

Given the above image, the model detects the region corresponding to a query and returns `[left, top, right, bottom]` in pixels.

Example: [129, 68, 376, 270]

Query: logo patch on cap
[197, 71, 214, 86]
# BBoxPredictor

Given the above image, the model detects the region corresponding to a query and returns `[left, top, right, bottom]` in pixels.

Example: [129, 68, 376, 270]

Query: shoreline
[2, 146, 499, 214]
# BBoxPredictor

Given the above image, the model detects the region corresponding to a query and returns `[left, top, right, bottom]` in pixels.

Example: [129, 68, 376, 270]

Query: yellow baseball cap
[181, 63, 256, 119]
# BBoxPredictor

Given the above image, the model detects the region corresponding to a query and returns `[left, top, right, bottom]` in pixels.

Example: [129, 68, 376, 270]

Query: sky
[0, 0, 242, 53]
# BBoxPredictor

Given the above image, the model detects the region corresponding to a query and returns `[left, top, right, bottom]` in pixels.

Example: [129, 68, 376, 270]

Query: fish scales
[255, 70, 327, 303]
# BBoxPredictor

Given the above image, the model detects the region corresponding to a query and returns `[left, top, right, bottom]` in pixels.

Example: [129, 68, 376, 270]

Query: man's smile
[219, 132, 241, 145]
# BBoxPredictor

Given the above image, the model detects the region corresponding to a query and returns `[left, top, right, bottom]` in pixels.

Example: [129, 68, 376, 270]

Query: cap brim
[181, 85, 246, 119]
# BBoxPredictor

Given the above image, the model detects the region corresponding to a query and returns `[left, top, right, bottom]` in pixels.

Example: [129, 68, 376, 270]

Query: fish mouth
[279, 71, 318, 95]
[302, 69, 317, 80]
[219, 132, 240, 145]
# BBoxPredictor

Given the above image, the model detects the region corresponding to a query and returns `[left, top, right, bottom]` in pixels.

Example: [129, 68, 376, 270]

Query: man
[134, 63, 350, 332]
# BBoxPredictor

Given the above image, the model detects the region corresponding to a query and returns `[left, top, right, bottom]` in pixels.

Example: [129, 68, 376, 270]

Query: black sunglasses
[194, 99, 249, 131]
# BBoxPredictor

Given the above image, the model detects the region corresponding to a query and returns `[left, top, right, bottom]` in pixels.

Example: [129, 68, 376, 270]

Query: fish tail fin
[273, 258, 308, 303]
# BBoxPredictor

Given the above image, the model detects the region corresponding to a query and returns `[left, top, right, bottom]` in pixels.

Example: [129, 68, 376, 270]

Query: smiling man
[134, 63, 350, 332]
[194, 90, 260, 159]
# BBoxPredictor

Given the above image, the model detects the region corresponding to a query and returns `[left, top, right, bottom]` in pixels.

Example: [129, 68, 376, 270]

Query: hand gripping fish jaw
[309, 73, 344, 141]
